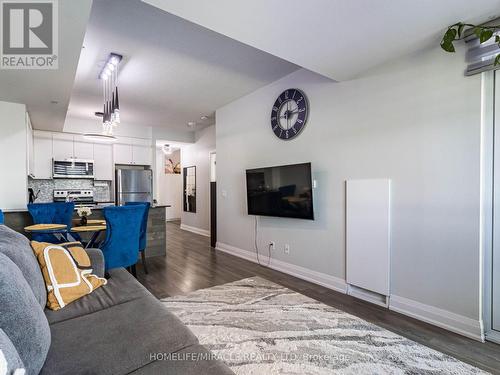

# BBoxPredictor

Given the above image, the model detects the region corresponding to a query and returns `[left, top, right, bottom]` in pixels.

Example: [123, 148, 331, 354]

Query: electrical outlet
[269, 241, 275, 251]
[284, 244, 290, 254]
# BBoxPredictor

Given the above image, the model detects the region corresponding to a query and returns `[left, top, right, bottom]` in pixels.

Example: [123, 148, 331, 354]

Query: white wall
[216, 46, 483, 334]
[0, 101, 28, 210]
[155, 148, 182, 220]
[181, 125, 215, 232]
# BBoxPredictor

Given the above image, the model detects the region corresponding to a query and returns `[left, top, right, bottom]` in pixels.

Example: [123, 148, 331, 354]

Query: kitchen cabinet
[94, 144, 113, 180]
[113, 143, 133, 165]
[52, 133, 74, 160]
[73, 141, 94, 160]
[132, 145, 152, 166]
[33, 131, 53, 179]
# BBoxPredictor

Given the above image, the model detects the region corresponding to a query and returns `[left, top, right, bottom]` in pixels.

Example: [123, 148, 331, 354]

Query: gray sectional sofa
[0, 224, 234, 375]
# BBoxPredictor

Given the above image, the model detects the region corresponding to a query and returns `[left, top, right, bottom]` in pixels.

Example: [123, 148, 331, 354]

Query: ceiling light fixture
[187, 121, 196, 127]
[200, 115, 208, 120]
[83, 133, 117, 142]
[85, 53, 123, 142]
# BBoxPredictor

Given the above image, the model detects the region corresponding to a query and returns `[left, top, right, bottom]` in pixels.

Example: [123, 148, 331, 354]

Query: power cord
[254, 216, 271, 267]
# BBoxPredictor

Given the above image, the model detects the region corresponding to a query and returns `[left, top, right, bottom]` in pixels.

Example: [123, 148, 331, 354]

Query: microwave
[53, 159, 94, 179]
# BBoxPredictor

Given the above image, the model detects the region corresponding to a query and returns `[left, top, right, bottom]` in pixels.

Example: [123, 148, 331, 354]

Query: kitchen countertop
[3, 204, 171, 213]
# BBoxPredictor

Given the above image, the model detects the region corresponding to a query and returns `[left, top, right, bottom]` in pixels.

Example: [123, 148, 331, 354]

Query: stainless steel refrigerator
[115, 169, 153, 205]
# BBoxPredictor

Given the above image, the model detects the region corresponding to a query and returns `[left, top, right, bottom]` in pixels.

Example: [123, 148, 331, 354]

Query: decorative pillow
[30, 241, 107, 310]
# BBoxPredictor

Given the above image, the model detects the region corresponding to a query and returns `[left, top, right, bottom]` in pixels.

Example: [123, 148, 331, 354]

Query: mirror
[183, 166, 196, 213]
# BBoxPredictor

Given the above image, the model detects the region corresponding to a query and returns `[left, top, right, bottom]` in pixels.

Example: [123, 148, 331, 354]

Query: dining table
[24, 224, 69, 242]
[70, 219, 107, 249]
[24, 220, 107, 249]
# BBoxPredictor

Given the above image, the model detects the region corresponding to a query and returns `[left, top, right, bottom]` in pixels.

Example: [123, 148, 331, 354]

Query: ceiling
[0, 0, 92, 131]
[144, 0, 500, 81]
[66, 0, 299, 132]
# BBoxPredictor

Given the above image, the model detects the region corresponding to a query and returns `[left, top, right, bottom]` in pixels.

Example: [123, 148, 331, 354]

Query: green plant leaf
[443, 28, 457, 42]
[480, 29, 494, 43]
[457, 23, 465, 37]
[495, 54, 500, 66]
[474, 27, 483, 38]
[496, 35, 500, 43]
[441, 40, 455, 53]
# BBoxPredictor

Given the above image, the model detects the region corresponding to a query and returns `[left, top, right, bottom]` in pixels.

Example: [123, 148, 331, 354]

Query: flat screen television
[246, 162, 314, 220]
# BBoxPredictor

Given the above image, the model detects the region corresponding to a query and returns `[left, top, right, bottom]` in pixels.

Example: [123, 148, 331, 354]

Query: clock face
[270, 89, 308, 140]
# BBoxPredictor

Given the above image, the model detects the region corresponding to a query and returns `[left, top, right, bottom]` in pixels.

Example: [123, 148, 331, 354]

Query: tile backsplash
[28, 178, 112, 203]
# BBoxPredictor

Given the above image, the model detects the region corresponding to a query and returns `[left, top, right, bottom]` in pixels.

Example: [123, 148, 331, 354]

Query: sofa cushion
[0, 225, 47, 307]
[0, 253, 51, 375]
[0, 328, 26, 375]
[41, 295, 198, 375]
[45, 268, 152, 324]
[129, 344, 234, 375]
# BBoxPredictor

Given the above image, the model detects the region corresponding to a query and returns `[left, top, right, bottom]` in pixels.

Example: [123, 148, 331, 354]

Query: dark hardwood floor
[136, 221, 500, 374]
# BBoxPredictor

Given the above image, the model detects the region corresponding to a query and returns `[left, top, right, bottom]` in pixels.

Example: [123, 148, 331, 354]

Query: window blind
[464, 20, 500, 76]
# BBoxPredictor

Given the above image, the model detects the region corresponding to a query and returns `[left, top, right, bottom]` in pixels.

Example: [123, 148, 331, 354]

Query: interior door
[493, 71, 500, 333]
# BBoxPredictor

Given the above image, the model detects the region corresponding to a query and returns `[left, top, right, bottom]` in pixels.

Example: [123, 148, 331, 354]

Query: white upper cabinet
[132, 145, 152, 166]
[30, 131, 152, 179]
[113, 143, 133, 165]
[113, 138, 152, 166]
[33, 131, 53, 179]
[93, 144, 113, 180]
[52, 133, 74, 160]
[73, 141, 94, 160]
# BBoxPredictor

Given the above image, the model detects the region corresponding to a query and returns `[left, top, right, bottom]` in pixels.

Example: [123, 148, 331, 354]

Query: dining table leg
[86, 231, 103, 249]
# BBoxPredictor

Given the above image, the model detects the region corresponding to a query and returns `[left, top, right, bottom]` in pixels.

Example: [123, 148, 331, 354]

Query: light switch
[221, 190, 227, 198]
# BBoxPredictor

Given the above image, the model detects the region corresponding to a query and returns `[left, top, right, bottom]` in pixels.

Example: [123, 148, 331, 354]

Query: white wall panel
[346, 179, 390, 296]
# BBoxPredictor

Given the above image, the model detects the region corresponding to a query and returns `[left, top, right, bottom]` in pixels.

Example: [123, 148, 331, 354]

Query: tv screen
[246, 162, 314, 220]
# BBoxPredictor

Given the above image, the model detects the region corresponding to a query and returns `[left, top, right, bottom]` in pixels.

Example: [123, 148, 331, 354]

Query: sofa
[0, 224, 234, 375]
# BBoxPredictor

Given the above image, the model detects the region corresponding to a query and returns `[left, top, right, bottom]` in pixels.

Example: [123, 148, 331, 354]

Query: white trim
[166, 217, 181, 222]
[347, 284, 389, 308]
[180, 223, 210, 237]
[390, 295, 485, 342]
[215, 242, 347, 294]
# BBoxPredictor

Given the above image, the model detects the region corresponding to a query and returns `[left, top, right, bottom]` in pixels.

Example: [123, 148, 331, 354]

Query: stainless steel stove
[53, 189, 94, 205]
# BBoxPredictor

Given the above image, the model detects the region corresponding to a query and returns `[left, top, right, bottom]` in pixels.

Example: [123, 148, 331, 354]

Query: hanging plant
[440, 22, 500, 65]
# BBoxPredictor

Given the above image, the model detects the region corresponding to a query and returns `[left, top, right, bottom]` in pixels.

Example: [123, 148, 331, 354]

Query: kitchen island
[3, 205, 169, 258]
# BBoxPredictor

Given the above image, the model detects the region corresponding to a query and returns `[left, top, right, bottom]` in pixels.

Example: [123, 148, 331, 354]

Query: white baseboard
[180, 224, 210, 237]
[166, 217, 181, 222]
[215, 241, 484, 341]
[390, 295, 484, 342]
[215, 242, 347, 294]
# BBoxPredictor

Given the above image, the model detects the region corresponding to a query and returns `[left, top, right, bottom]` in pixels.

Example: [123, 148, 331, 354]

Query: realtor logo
[0, 0, 58, 69]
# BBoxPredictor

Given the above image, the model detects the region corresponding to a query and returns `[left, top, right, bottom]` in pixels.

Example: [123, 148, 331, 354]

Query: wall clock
[270, 88, 309, 140]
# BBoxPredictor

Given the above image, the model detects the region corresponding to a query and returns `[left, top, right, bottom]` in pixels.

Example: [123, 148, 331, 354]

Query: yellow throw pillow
[31, 241, 107, 310]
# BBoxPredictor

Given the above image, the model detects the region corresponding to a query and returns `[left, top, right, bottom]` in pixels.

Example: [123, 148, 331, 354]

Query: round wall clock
[270, 88, 309, 140]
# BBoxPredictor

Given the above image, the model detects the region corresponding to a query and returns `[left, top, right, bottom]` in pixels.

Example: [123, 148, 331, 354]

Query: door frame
[484, 69, 500, 343]
[209, 150, 216, 247]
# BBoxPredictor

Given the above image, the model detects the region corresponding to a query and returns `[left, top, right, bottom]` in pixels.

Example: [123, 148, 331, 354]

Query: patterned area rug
[161, 277, 487, 374]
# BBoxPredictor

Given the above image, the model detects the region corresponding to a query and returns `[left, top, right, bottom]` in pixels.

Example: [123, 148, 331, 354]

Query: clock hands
[279, 110, 299, 118]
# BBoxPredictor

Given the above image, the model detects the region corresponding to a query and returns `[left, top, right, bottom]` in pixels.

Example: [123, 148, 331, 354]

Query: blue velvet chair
[0, 209, 4, 224]
[27, 202, 76, 243]
[100, 205, 145, 275]
[125, 202, 150, 274]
